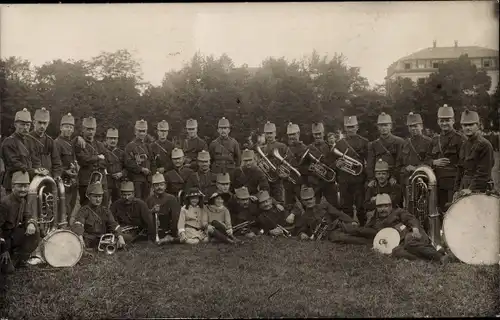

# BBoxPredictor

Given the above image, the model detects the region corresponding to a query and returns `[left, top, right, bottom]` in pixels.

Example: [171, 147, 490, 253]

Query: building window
[483, 59, 491, 68]
[404, 63, 411, 70]
[432, 62, 439, 68]
[417, 61, 426, 69]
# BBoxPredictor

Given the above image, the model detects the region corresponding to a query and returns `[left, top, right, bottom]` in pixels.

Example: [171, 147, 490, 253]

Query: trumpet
[331, 145, 363, 176]
[255, 146, 280, 183]
[310, 217, 329, 240]
[272, 149, 301, 185]
[299, 149, 337, 182]
[98, 233, 116, 255]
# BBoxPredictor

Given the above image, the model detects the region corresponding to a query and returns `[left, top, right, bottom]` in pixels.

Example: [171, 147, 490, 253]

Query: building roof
[397, 46, 498, 62]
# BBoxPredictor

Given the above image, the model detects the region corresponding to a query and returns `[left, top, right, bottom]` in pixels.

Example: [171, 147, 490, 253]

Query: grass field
[1, 237, 498, 319]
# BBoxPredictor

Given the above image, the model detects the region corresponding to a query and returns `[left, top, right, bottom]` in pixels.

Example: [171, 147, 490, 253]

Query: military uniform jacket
[364, 182, 403, 211]
[0, 133, 41, 189]
[146, 192, 181, 235]
[110, 198, 155, 240]
[227, 198, 260, 227]
[367, 134, 405, 180]
[231, 166, 270, 196]
[0, 193, 36, 252]
[334, 135, 369, 182]
[150, 139, 175, 174]
[294, 202, 355, 237]
[180, 136, 208, 167]
[424, 130, 465, 189]
[365, 208, 421, 233]
[72, 204, 123, 237]
[288, 141, 308, 175]
[74, 137, 108, 187]
[308, 140, 330, 159]
[185, 170, 217, 200]
[255, 205, 287, 232]
[397, 135, 432, 183]
[165, 166, 195, 196]
[209, 136, 241, 173]
[55, 136, 77, 180]
[28, 131, 63, 178]
[454, 134, 494, 192]
[124, 138, 152, 182]
[106, 146, 127, 189]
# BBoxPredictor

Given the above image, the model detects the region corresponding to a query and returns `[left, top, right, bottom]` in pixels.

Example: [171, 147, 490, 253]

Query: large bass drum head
[443, 194, 500, 265]
[42, 230, 84, 268]
[373, 228, 401, 255]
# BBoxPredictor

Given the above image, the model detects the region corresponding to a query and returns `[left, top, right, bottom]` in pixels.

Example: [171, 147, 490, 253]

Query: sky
[1, 2, 498, 87]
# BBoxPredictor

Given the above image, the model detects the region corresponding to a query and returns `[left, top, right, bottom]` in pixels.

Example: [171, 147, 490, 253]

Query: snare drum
[42, 229, 84, 267]
[443, 193, 500, 265]
[373, 228, 401, 255]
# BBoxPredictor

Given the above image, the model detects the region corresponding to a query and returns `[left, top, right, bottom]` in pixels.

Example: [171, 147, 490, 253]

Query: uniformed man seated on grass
[0, 171, 40, 274]
[146, 172, 181, 244]
[254, 190, 290, 237]
[227, 187, 260, 238]
[110, 180, 156, 243]
[72, 182, 126, 251]
[349, 193, 450, 264]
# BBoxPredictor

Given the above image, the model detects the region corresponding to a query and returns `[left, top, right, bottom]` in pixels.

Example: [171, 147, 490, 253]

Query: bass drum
[42, 229, 84, 267]
[443, 193, 500, 265]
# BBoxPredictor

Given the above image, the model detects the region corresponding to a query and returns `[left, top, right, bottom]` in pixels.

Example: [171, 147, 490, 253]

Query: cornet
[310, 217, 329, 240]
[330, 145, 363, 176]
[299, 149, 337, 183]
[98, 233, 116, 255]
[272, 149, 301, 185]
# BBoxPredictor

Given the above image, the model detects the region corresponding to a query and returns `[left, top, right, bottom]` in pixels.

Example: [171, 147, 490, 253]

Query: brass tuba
[330, 144, 364, 176]
[255, 146, 280, 183]
[299, 149, 337, 183]
[406, 165, 443, 251]
[272, 149, 302, 185]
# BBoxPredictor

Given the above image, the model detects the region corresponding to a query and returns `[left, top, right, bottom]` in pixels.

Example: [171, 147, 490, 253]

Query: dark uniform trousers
[424, 130, 465, 212]
[55, 136, 79, 222]
[124, 139, 153, 201]
[106, 146, 128, 205]
[2, 228, 40, 266]
[339, 174, 366, 224]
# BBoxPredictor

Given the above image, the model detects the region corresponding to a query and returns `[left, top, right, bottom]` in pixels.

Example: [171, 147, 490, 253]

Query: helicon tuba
[406, 165, 444, 251]
[272, 149, 302, 185]
[299, 149, 337, 182]
[255, 146, 280, 183]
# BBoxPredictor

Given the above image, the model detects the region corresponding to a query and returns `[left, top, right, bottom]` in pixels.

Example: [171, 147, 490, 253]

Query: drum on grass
[443, 193, 500, 265]
[42, 229, 84, 267]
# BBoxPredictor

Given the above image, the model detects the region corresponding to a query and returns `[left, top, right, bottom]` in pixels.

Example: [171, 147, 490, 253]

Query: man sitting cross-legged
[254, 190, 291, 237]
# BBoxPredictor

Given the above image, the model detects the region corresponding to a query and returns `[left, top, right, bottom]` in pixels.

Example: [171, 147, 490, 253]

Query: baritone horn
[299, 149, 337, 182]
[331, 145, 363, 176]
[255, 146, 280, 183]
[272, 149, 301, 185]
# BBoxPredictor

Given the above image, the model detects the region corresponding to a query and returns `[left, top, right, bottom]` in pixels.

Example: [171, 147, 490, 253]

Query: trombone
[299, 149, 337, 183]
[272, 149, 301, 185]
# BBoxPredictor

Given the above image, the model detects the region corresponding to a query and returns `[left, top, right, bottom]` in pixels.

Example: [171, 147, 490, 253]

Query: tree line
[0, 49, 497, 147]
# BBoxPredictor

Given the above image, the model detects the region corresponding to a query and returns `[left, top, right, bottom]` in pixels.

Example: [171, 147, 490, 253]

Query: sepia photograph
[0, 2, 498, 318]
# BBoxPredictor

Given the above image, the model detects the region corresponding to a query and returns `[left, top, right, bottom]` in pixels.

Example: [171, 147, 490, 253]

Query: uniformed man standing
[0, 171, 40, 273]
[27, 108, 62, 181]
[285, 123, 308, 208]
[231, 149, 270, 198]
[306, 122, 332, 204]
[367, 112, 405, 188]
[185, 150, 217, 201]
[54, 113, 79, 222]
[104, 128, 127, 205]
[124, 120, 152, 200]
[424, 104, 466, 212]
[397, 112, 432, 203]
[74, 117, 109, 207]
[454, 109, 494, 197]
[209, 117, 241, 175]
[164, 148, 195, 198]
[1, 109, 43, 195]
[335, 116, 369, 225]
[150, 120, 174, 175]
[182, 119, 208, 169]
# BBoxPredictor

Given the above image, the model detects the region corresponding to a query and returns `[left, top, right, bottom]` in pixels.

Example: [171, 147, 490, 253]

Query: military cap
[460, 109, 480, 124]
[120, 181, 134, 192]
[157, 120, 169, 130]
[186, 119, 198, 129]
[235, 187, 250, 199]
[34, 108, 50, 122]
[106, 128, 119, 138]
[286, 122, 300, 134]
[152, 172, 166, 184]
[60, 113, 75, 126]
[300, 187, 315, 200]
[197, 150, 210, 161]
[87, 182, 104, 195]
[375, 193, 392, 206]
[344, 116, 358, 126]
[216, 173, 231, 184]
[264, 121, 276, 133]
[82, 117, 97, 129]
[437, 104, 454, 118]
[257, 190, 271, 203]
[11, 171, 30, 184]
[14, 108, 31, 122]
[374, 159, 389, 172]
[377, 112, 392, 124]
[135, 119, 148, 130]
[218, 117, 230, 128]
[171, 148, 184, 159]
[241, 149, 255, 161]
[311, 122, 325, 134]
[406, 112, 423, 126]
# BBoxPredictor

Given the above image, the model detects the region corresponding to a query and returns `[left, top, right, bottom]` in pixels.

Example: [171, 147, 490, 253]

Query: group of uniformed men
[0, 103, 495, 273]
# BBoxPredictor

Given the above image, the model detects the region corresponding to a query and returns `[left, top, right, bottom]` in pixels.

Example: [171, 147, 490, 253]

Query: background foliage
[1, 49, 497, 147]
